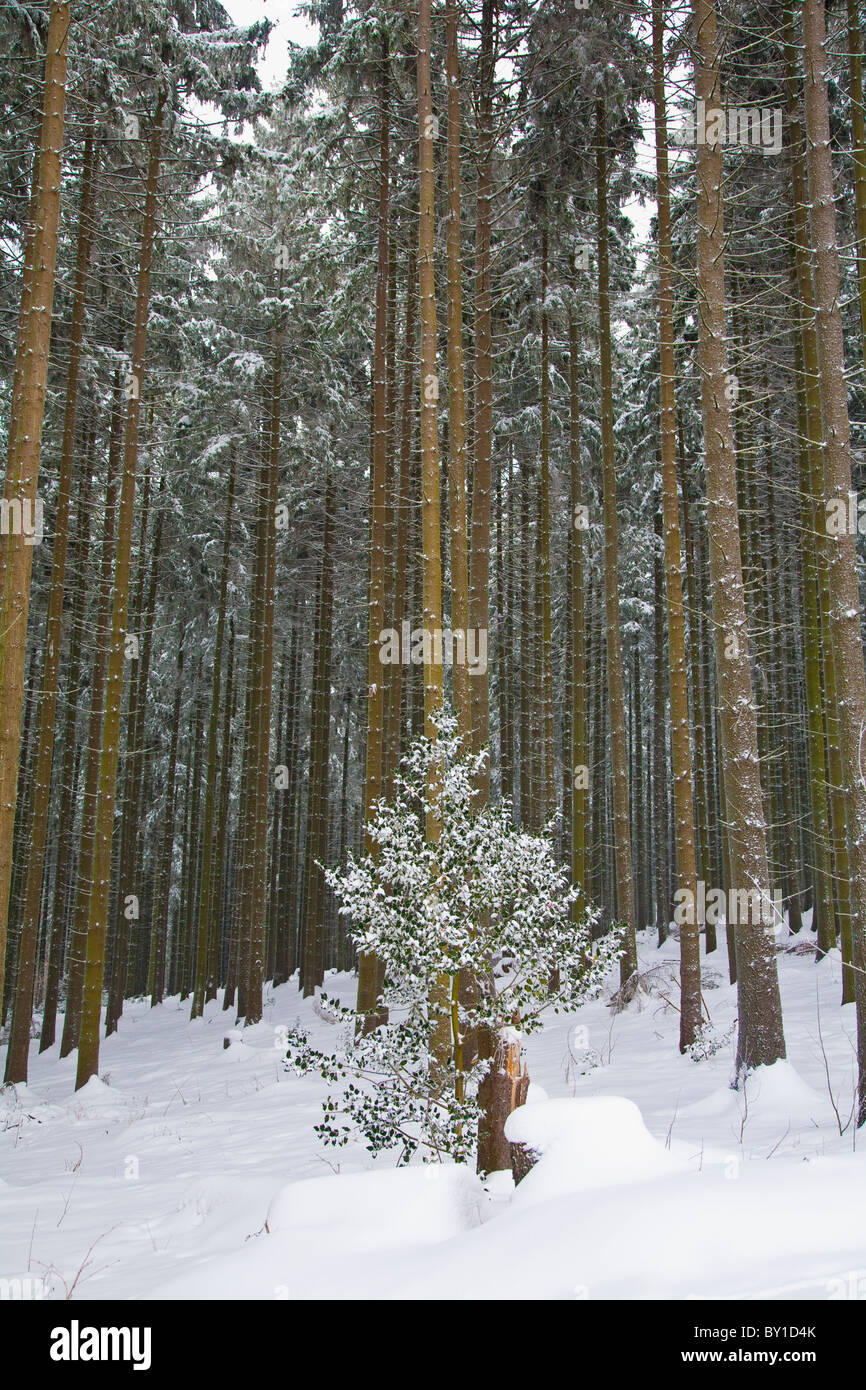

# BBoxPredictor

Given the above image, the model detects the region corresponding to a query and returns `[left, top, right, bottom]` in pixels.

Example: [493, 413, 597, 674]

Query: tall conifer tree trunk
[417, 0, 448, 1069]
[782, 14, 836, 955]
[475, 2, 505, 1172]
[301, 474, 335, 995]
[1, 164, 40, 580]
[356, 35, 391, 1026]
[538, 219, 554, 820]
[191, 451, 236, 1017]
[242, 280, 283, 1024]
[5, 122, 96, 1083]
[473, 0, 527, 1170]
[568, 300, 587, 915]
[691, 0, 785, 1074]
[469, 0, 495, 799]
[60, 370, 124, 1059]
[383, 238, 416, 785]
[211, 615, 236, 997]
[106, 475, 166, 1034]
[596, 98, 636, 978]
[274, 610, 300, 986]
[75, 96, 165, 1089]
[651, 0, 700, 1047]
[0, 0, 71, 1012]
[147, 646, 184, 1005]
[846, 0, 866, 368]
[446, 0, 469, 738]
[802, 0, 866, 1120]
[40, 448, 93, 1050]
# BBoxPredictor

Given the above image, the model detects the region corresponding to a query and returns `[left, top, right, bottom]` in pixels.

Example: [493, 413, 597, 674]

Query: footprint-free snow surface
[3, 926, 866, 1300]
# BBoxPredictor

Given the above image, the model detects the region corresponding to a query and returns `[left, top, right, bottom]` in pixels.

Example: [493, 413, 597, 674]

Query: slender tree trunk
[1, 160, 40, 579]
[5, 124, 96, 1082]
[652, 505, 668, 946]
[446, 0, 469, 738]
[500, 452, 515, 807]
[384, 237, 417, 787]
[210, 615, 235, 999]
[569, 304, 587, 913]
[301, 475, 335, 995]
[5, 647, 40, 1023]
[469, 0, 495, 798]
[473, 0, 529, 1173]
[274, 611, 300, 986]
[75, 97, 164, 1089]
[783, 45, 836, 953]
[416, 0, 450, 1079]
[106, 474, 165, 1033]
[596, 98, 636, 979]
[147, 646, 184, 1006]
[337, 686, 352, 970]
[234, 589, 256, 1018]
[802, 0, 866, 1121]
[180, 692, 205, 999]
[241, 289, 283, 1026]
[847, 0, 866, 370]
[691, 0, 785, 1074]
[0, 0, 71, 1012]
[191, 450, 236, 1017]
[538, 220, 555, 821]
[60, 369, 125, 1058]
[652, 0, 700, 1046]
[40, 447, 93, 1050]
[356, 35, 391, 1026]
[785, 10, 852, 992]
[518, 456, 532, 825]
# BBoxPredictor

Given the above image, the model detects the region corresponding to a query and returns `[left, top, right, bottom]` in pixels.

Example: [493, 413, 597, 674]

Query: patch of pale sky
[224, 0, 319, 90]
[220, 4, 704, 256]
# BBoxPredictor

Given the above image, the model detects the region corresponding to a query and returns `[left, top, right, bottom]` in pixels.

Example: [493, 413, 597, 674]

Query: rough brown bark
[478, 1031, 529, 1176]
[75, 97, 164, 1089]
[147, 646, 184, 1005]
[301, 474, 335, 996]
[691, 0, 785, 1075]
[468, 0, 495, 797]
[446, 0, 469, 737]
[5, 123, 96, 1082]
[60, 368, 124, 1059]
[538, 219, 555, 822]
[802, 0, 866, 1120]
[596, 99, 636, 979]
[191, 449, 236, 1017]
[240, 283, 283, 1025]
[40, 444, 93, 1050]
[652, 0, 700, 1049]
[568, 304, 587, 914]
[106, 473, 164, 1034]
[417, 0, 449, 1068]
[0, 0, 71, 1013]
[356, 35, 391, 1027]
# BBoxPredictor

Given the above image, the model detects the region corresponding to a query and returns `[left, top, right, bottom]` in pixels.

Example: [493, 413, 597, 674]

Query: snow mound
[266, 1163, 486, 1255]
[73, 1075, 113, 1101]
[0, 1083, 66, 1125]
[66, 1074, 127, 1115]
[219, 1029, 258, 1064]
[682, 1060, 830, 1126]
[505, 1096, 684, 1206]
[741, 1060, 829, 1120]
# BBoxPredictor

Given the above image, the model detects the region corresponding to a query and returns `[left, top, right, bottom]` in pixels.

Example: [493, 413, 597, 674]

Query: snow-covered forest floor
[3, 925, 866, 1301]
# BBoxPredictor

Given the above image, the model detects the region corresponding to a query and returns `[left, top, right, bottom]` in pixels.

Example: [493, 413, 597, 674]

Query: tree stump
[477, 1028, 529, 1175]
[509, 1139, 541, 1186]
